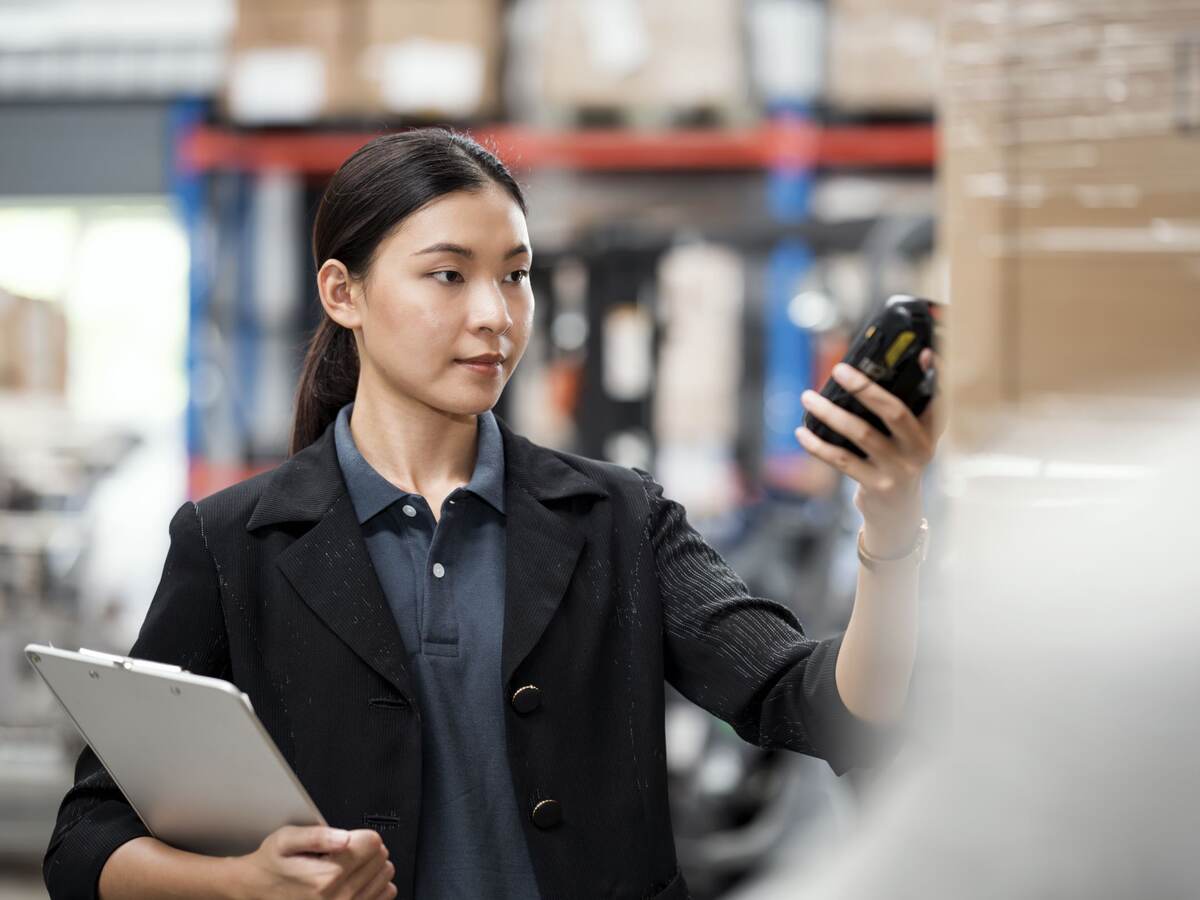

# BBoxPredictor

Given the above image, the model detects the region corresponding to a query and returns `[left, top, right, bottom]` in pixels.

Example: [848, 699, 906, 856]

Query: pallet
[530, 102, 759, 132]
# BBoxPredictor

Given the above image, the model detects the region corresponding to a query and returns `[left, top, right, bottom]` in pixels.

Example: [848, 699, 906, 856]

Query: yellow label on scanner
[884, 331, 917, 369]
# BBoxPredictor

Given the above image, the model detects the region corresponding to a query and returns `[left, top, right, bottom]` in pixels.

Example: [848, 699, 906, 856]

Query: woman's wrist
[98, 837, 255, 900]
[861, 527, 921, 561]
[860, 497, 924, 559]
[216, 854, 259, 900]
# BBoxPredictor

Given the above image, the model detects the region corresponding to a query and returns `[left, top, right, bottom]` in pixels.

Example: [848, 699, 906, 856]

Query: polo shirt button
[531, 799, 561, 829]
[511, 684, 542, 715]
[432, 563, 445, 578]
[401, 504, 417, 517]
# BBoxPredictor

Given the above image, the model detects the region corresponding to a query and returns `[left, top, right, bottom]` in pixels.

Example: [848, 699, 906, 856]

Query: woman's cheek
[513, 299, 535, 345]
[392, 294, 448, 348]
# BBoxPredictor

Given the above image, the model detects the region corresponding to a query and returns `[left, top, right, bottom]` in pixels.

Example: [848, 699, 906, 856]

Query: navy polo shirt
[333, 402, 541, 899]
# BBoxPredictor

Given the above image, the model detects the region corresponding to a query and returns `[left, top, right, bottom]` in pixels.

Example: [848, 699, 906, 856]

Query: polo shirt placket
[333, 402, 540, 900]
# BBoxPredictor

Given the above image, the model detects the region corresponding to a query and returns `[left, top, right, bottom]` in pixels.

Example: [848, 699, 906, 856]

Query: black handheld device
[803, 294, 941, 459]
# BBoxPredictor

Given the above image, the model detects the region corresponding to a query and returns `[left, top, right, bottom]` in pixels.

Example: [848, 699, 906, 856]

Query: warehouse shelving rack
[171, 114, 936, 496]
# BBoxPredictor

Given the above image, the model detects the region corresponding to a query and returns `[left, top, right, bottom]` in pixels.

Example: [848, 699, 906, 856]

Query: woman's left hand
[796, 349, 945, 558]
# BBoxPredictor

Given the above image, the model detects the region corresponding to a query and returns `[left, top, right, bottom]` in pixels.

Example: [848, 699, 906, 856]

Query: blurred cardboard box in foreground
[940, 0, 1200, 451]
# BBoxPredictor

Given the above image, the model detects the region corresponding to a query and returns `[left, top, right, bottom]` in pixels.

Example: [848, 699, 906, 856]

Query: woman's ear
[317, 259, 364, 329]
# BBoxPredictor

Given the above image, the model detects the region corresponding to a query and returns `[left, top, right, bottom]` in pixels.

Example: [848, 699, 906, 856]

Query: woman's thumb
[276, 824, 351, 855]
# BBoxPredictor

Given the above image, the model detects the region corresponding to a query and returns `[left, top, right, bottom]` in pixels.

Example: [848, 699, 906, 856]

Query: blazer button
[510, 684, 542, 715]
[531, 798, 561, 829]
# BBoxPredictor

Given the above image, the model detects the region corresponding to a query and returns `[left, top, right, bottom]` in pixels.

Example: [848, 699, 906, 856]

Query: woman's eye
[506, 269, 530, 284]
[432, 271, 464, 285]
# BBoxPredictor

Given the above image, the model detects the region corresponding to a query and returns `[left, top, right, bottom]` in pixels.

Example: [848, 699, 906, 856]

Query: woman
[44, 129, 940, 900]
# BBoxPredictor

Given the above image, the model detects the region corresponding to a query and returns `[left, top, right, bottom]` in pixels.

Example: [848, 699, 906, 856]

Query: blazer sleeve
[635, 469, 903, 776]
[43, 500, 232, 899]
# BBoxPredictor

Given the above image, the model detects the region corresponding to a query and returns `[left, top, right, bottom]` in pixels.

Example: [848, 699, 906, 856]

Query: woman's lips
[455, 359, 503, 376]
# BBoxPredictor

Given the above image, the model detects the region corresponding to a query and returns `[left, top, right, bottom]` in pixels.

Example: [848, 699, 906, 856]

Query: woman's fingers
[800, 388, 891, 460]
[795, 425, 888, 490]
[830, 363, 933, 462]
[918, 350, 948, 441]
[354, 856, 397, 900]
[339, 844, 390, 899]
[920, 390, 947, 441]
[797, 347, 947, 487]
[327, 831, 386, 898]
[273, 825, 351, 857]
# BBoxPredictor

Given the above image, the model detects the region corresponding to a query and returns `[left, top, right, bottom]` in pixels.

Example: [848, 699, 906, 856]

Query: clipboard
[26, 643, 325, 856]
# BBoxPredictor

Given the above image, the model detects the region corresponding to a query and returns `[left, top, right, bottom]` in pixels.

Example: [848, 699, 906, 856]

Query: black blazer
[44, 417, 893, 899]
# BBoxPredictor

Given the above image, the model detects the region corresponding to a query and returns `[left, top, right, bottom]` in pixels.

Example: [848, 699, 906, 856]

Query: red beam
[188, 457, 277, 501]
[178, 122, 936, 176]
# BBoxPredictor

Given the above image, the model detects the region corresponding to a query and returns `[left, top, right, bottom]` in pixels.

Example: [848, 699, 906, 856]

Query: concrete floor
[0, 865, 46, 899]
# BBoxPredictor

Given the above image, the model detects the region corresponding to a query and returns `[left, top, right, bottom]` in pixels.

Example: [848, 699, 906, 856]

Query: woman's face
[338, 183, 534, 418]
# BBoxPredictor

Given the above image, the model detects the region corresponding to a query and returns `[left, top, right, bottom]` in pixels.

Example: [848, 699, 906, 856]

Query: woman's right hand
[232, 825, 397, 899]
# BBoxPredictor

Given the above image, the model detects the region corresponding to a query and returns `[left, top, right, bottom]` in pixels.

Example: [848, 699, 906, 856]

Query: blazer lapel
[247, 423, 414, 701]
[497, 418, 608, 687]
[246, 415, 609, 697]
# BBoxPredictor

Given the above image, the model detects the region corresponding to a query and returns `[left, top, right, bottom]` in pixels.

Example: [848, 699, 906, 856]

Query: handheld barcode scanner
[804, 295, 942, 459]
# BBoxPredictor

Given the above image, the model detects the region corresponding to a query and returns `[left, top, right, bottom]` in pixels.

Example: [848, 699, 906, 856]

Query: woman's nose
[472, 283, 512, 335]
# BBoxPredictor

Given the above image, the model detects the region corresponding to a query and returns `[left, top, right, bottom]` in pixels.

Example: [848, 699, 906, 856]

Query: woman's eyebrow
[413, 242, 530, 260]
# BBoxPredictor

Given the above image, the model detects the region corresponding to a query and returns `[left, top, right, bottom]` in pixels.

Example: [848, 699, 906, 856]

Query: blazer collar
[496, 417, 609, 504]
[246, 413, 607, 532]
[245, 412, 608, 699]
[244, 421, 344, 531]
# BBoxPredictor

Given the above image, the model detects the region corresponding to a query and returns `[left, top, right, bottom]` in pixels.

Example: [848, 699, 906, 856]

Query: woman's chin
[372, 370, 504, 418]
[429, 388, 503, 419]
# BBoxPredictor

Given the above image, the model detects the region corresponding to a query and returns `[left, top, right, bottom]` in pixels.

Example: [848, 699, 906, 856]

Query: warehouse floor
[0, 865, 44, 898]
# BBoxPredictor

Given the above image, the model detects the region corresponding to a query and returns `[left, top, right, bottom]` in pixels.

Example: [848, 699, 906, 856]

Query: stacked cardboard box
[653, 243, 744, 518]
[0, 290, 67, 394]
[533, 0, 748, 121]
[940, 0, 1200, 450]
[359, 0, 502, 119]
[225, 0, 502, 123]
[827, 0, 941, 113]
[225, 0, 361, 122]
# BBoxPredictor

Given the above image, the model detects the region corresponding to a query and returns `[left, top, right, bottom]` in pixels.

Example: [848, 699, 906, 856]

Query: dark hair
[289, 128, 527, 454]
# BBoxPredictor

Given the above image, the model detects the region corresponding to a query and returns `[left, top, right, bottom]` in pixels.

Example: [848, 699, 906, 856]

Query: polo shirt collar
[466, 408, 506, 515]
[334, 402, 506, 524]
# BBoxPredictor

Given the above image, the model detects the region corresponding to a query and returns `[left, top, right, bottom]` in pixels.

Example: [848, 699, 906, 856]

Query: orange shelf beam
[187, 457, 277, 501]
[178, 122, 936, 175]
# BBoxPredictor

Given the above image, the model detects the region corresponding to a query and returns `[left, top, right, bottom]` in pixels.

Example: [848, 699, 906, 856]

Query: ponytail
[289, 317, 359, 455]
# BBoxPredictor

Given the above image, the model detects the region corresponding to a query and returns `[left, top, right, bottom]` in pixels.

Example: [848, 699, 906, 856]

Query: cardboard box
[225, 0, 366, 123]
[0, 291, 67, 394]
[359, 0, 502, 119]
[940, 0, 1200, 450]
[535, 0, 748, 118]
[827, 0, 941, 113]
